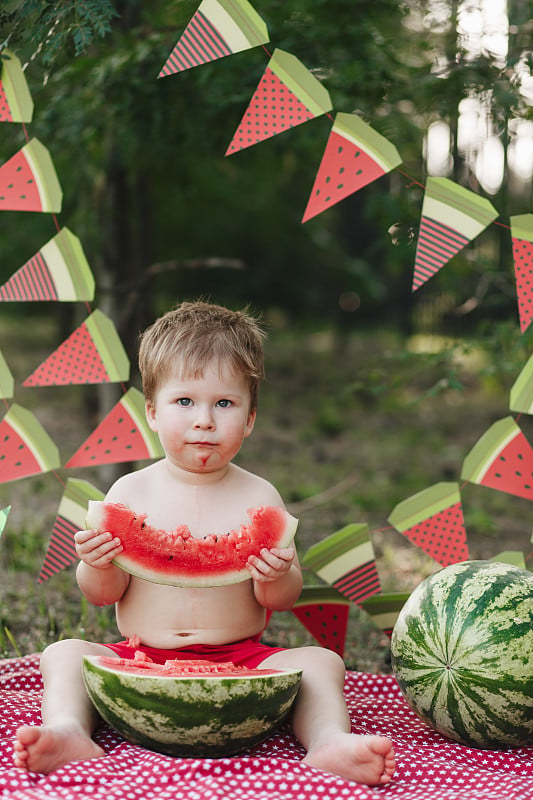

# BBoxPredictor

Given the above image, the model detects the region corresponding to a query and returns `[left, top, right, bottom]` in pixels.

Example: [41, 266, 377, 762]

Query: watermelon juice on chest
[86, 501, 298, 587]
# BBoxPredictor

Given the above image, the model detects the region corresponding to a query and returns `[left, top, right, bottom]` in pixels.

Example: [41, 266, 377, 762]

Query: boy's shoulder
[228, 463, 284, 506]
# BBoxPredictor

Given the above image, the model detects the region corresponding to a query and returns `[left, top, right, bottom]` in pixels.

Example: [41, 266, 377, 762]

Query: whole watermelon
[391, 560, 533, 749]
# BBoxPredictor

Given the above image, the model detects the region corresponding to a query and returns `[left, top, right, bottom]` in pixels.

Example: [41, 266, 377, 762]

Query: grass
[0, 313, 530, 672]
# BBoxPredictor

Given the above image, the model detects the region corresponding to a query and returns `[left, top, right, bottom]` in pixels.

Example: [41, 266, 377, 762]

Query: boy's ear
[244, 408, 256, 438]
[145, 400, 157, 432]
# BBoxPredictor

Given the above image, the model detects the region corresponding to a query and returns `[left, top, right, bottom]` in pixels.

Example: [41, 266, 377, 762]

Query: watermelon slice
[510, 214, 533, 334]
[302, 522, 381, 605]
[291, 585, 350, 656]
[461, 416, 533, 501]
[24, 309, 130, 387]
[387, 481, 469, 567]
[510, 353, 533, 414]
[360, 592, 410, 640]
[0, 50, 33, 123]
[0, 404, 60, 483]
[225, 49, 332, 155]
[158, 0, 269, 77]
[0, 138, 62, 213]
[65, 387, 164, 469]
[38, 478, 105, 583]
[0, 227, 94, 302]
[302, 112, 402, 223]
[412, 177, 498, 291]
[85, 502, 298, 587]
[0, 350, 14, 399]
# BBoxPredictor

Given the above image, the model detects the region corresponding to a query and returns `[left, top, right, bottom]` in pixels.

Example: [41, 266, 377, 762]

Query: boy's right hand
[74, 529, 123, 569]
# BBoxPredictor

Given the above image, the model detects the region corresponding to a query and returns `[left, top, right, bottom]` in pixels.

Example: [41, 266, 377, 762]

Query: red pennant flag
[0, 50, 33, 123]
[510, 214, 533, 334]
[0, 139, 62, 213]
[292, 585, 350, 656]
[0, 404, 60, 483]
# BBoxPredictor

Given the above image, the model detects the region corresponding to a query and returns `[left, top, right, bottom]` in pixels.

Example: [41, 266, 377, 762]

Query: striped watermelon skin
[412, 216, 469, 290]
[391, 560, 533, 749]
[82, 655, 301, 757]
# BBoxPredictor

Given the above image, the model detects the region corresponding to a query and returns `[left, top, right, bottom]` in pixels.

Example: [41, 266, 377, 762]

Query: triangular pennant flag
[0, 227, 94, 302]
[158, 0, 269, 77]
[65, 387, 164, 469]
[0, 404, 60, 483]
[387, 481, 469, 567]
[411, 177, 498, 291]
[225, 49, 332, 155]
[24, 309, 130, 387]
[302, 113, 402, 223]
[490, 551, 526, 569]
[461, 416, 533, 501]
[0, 138, 62, 213]
[0, 350, 14, 399]
[510, 353, 533, 414]
[360, 592, 410, 639]
[0, 505, 11, 537]
[302, 523, 381, 605]
[510, 214, 533, 334]
[38, 478, 104, 583]
[0, 50, 33, 123]
[291, 585, 350, 656]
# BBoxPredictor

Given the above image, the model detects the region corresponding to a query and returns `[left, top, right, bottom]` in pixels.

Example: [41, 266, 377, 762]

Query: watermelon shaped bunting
[38, 478, 104, 583]
[0, 404, 60, 483]
[65, 387, 164, 469]
[490, 551, 526, 569]
[387, 481, 469, 567]
[0, 227, 94, 302]
[510, 214, 533, 334]
[0, 50, 33, 123]
[0, 350, 14, 399]
[411, 177, 498, 291]
[0, 505, 10, 538]
[461, 416, 533, 501]
[158, 0, 269, 77]
[360, 592, 410, 639]
[291, 585, 350, 656]
[225, 49, 332, 155]
[302, 113, 402, 223]
[0, 139, 62, 213]
[24, 309, 130, 387]
[302, 522, 381, 605]
[510, 353, 533, 415]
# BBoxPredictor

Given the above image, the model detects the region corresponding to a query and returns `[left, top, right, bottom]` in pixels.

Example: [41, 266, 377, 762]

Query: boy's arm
[75, 529, 130, 606]
[247, 547, 303, 611]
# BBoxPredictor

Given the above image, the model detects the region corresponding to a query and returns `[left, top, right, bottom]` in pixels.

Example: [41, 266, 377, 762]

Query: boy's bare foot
[13, 724, 105, 774]
[303, 732, 395, 786]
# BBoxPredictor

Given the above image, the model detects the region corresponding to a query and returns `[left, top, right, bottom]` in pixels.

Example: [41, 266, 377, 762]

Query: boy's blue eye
[177, 398, 192, 407]
[217, 399, 231, 408]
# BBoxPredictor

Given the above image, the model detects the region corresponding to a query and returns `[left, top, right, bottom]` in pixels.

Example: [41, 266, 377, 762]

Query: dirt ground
[0, 314, 531, 672]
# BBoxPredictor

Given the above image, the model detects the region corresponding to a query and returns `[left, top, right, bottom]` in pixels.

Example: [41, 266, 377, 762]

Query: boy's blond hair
[138, 301, 266, 410]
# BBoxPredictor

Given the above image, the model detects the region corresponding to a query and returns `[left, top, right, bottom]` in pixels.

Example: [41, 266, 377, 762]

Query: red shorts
[102, 635, 286, 669]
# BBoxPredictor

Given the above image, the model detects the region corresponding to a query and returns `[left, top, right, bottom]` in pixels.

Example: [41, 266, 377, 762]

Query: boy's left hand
[247, 546, 295, 583]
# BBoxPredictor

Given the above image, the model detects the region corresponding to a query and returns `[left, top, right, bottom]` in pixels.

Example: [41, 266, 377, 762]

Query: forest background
[0, 0, 532, 671]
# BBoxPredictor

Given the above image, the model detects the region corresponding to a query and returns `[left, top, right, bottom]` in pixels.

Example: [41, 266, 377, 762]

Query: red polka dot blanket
[1, 654, 532, 800]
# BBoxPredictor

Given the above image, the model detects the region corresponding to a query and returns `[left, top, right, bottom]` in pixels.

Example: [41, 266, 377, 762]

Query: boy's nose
[193, 406, 215, 429]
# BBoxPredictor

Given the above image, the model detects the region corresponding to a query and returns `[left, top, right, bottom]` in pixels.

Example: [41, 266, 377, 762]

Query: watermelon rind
[85, 502, 298, 587]
[82, 655, 302, 757]
[332, 113, 402, 174]
[40, 227, 95, 301]
[360, 592, 410, 637]
[460, 416, 521, 485]
[391, 560, 533, 749]
[388, 481, 461, 532]
[121, 388, 163, 459]
[2, 403, 60, 475]
[421, 177, 498, 242]
[58, 478, 105, 530]
[293, 584, 351, 609]
[19, 139, 63, 213]
[83, 309, 130, 382]
[510, 355, 533, 414]
[0, 505, 10, 537]
[302, 522, 373, 584]
[195, 0, 268, 52]
[0, 349, 14, 399]
[268, 49, 332, 117]
[0, 50, 33, 122]
[510, 213, 533, 243]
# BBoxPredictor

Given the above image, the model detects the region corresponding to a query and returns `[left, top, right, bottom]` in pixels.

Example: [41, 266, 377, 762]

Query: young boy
[13, 301, 395, 785]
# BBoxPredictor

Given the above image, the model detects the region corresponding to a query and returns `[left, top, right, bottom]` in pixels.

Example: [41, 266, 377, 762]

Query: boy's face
[145, 361, 256, 476]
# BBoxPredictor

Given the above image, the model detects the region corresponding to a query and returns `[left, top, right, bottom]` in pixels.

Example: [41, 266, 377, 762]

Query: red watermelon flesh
[85, 502, 298, 587]
[0, 148, 42, 211]
[0, 84, 13, 121]
[412, 217, 469, 290]
[478, 430, 533, 500]
[0, 423, 42, 481]
[400, 501, 469, 567]
[97, 653, 280, 677]
[0, 250, 59, 301]
[292, 601, 348, 656]
[226, 67, 315, 155]
[302, 131, 385, 223]
[512, 235, 533, 334]
[24, 322, 108, 386]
